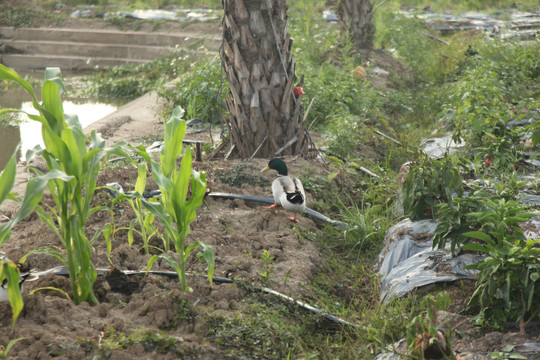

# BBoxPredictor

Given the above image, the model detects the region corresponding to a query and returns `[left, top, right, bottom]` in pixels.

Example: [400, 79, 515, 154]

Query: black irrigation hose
[207, 192, 350, 228]
[29, 266, 360, 328]
[105, 184, 350, 228]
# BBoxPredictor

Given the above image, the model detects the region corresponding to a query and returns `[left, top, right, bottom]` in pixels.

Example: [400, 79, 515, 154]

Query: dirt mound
[0, 156, 331, 359]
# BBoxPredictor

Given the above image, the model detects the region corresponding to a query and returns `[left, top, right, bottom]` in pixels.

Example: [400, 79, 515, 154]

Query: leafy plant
[406, 293, 454, 360]
[402, 154, 464, 221]
[0, 64, 129, 306]
[258, 249, 276, 285]
[157, 56, 226, 124]
[134, 106, 214, 291]
[0, 107, 78, 324]
[461, 200, 538, 334]
[86, 51, 203, 100]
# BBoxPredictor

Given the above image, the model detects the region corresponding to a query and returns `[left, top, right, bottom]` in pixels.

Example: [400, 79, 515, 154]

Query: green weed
[258, 250, 276, 285]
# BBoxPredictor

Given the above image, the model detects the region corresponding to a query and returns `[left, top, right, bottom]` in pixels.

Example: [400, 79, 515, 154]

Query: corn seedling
[0, 143, 72, 325]
[0, 64, 129, 305]
[132, 106, 214, 291]
[109, 162, 161, 254]
[0, 337, 25, 359]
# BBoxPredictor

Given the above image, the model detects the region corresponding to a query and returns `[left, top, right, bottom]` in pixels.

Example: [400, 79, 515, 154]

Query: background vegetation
[1, 0, 539, 358]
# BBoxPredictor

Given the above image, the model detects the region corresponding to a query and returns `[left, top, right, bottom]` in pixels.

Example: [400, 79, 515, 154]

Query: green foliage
[0, 5, 61, 27]
[258, 249, 276, 285]
[337, 202, 393, 260]
[0, 260, 23, 329]
[402, 154, 465, 221]
[405, 293, 453, 360]
[0, 65, 131, 306]
[134, 106, 214, 291]
[207, 292, 303, 359]
[440, 39, 539, 170]
[86, 52, 205, 99]
[465, 236, 539, 333]
[157, 56, 225, 124]
[375, 13, 470, 84]
[94, 327, 184, 356]
[381, 0, 540, 12]
[434, 194, 484, 252]
[0, 337, 25, 359]
[445, 197, 539, 332]
[434, 179, 532, 252]
[109, 163, 160, 255]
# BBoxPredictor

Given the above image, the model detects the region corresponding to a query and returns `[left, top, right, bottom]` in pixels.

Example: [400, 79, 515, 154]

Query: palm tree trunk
[221, 0, 309, 158]
[338, 0, 375, 49]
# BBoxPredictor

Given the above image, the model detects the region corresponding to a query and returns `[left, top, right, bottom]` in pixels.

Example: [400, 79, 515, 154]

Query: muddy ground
[0, 2, 539, 359]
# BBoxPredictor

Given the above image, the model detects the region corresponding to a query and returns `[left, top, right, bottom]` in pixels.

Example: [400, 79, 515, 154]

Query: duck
[261, 158, 306, 222]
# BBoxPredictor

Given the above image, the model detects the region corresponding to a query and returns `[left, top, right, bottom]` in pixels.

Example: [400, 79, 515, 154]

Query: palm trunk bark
[338, 0, 375, 49]
[221, 0, 308, 158]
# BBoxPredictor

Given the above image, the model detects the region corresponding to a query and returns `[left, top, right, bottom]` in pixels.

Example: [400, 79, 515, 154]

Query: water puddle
[18, 100, 118, 155]
[70, 7, 219, 22]
[0, 94, 118, 171]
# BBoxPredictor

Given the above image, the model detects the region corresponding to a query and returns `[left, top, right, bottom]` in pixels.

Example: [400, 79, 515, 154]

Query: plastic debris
[421, 135, 464, 159]
[376, 219, 482, 303]
[323, 9, 338, 23]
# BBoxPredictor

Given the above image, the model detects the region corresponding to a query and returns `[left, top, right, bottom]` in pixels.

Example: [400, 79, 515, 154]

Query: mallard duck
[261, 158, 306, 222]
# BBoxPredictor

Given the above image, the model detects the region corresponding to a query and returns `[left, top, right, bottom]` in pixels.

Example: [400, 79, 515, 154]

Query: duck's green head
[261, 158, 288, 176]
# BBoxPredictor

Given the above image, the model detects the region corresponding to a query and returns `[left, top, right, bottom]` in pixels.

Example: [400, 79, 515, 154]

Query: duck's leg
[288, 213, 299, 222]
[262, 203, 278, 210]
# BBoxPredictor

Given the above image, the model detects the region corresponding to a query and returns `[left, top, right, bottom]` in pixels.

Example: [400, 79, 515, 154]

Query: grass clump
[0, 4, 61, 27]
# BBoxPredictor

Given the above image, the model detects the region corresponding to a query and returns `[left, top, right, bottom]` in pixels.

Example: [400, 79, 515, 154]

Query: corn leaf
[135, 162, 147, 195]
[0, 147, 17, 206]
[41, 80, 65, 135]
[198, 241, 215, 285]
[0, 64, 39, 107]
[2, 261, 23, 328]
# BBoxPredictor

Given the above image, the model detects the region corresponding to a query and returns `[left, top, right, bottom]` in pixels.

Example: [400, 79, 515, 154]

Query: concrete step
[0, 50, 216, 71]
[0, 27, 220, 48]
[0, 26, 220, 71]
[0, 53, 148, 71]
[2, 39, 173, 60]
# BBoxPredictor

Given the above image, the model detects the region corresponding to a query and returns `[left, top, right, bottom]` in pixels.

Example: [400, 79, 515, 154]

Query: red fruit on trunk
[485, 157, 492, 166]
[294, 86, 304, 97]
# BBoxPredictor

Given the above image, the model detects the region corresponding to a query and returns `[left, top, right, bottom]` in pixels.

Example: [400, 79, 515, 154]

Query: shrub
[402, 154, 465, 221]
[157, 56, 225, 124]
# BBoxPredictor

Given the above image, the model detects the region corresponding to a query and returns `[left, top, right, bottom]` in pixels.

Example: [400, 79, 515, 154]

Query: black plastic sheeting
[376, 219, 482, 303]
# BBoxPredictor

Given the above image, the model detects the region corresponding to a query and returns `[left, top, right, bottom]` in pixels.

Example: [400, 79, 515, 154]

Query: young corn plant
[0, 148, 70, 326]
[0, 145, 70, 326]
[0, 64, 128, 305]
[109, 162, 160, 255]
[133, 106, 214, 291]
